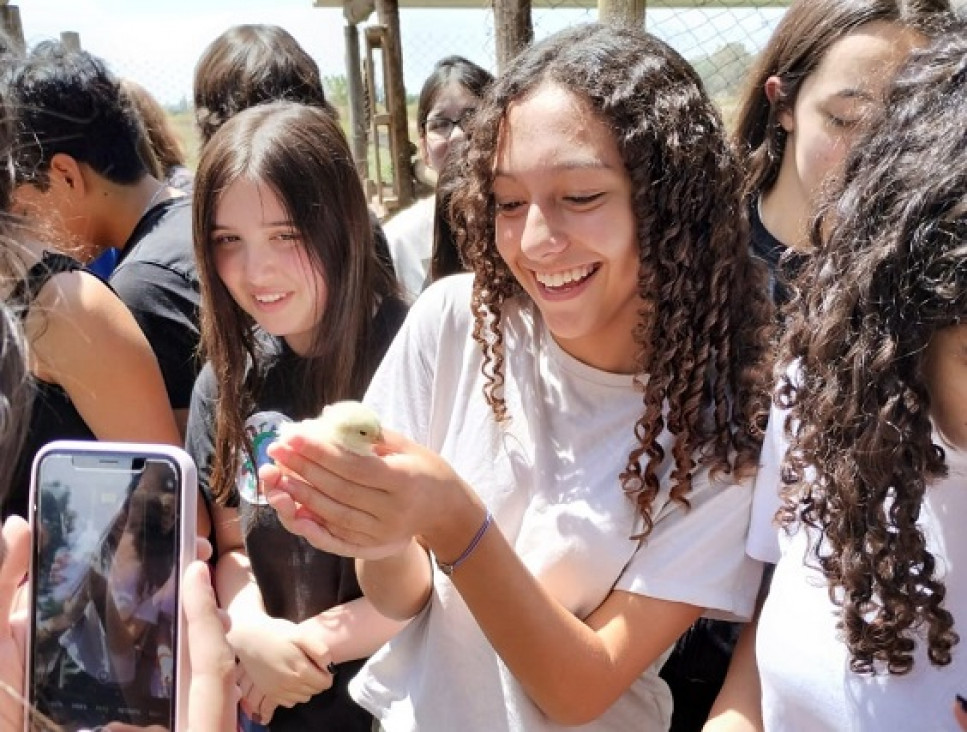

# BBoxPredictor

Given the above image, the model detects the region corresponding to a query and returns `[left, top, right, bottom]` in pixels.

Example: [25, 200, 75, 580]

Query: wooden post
[598, 0, 646, 26]
[344, 22, 369, 182]
[60, 31, 82, 51]
[0, 3, 25, 54]
[492, 0, 532, 71]
[374, 0, 414, 210]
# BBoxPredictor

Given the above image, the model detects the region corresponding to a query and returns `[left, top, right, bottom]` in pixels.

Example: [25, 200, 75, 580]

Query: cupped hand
[261, 427, 470, 557]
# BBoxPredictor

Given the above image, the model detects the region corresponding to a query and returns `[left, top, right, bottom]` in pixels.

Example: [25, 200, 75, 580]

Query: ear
[418, 134, 431, 168]
[764, 76, 795, 134]
[49, 153, 88, 198]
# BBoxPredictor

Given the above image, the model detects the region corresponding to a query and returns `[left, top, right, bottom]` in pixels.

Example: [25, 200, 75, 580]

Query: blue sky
[16, 1, 785, 106]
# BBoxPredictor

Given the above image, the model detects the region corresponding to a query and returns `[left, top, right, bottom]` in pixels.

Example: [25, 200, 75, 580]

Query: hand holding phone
[26, 442, 197, 732]
[0, 515, 30, 731]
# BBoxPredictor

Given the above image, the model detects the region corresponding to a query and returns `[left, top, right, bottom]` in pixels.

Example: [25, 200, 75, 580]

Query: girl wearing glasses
[384, 55, 493, 301]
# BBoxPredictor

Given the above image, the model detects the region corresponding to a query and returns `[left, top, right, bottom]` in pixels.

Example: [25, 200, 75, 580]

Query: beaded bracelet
[436, 510, 494, 577]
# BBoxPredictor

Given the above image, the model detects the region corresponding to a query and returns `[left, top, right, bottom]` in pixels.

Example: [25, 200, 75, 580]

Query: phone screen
[29, 452, 182, 731]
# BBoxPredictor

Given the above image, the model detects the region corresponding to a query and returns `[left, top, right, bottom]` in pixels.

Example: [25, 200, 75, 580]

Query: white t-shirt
[350, 274, 763, 731]
[384, 196, 434, 303]
[750, 403, 967, 731]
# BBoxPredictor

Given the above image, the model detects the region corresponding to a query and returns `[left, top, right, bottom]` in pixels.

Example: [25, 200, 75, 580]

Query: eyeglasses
[424, 110, 475, 140]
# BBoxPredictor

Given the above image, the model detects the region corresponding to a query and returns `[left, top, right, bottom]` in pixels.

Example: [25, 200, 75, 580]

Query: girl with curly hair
[261, 23, 773, 730]
[713, 24, 967, 731]
[732, 0, 949, 307]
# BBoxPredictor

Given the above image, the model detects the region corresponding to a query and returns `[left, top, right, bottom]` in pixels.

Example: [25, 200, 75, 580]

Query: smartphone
[25, 441, 197, 732]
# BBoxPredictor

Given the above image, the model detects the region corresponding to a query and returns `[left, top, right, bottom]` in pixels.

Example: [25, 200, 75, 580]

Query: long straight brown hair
[732, 0, 950, 200]
[193, 102, 399, 504]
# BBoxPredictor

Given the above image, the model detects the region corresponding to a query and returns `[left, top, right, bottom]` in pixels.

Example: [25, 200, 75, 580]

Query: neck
[96, 175, 169, 251]
[759, 156, 813, 253]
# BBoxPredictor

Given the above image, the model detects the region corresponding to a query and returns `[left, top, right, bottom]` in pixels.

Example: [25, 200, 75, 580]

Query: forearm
[214, 552, 267, 626]
[427, 506, 700, 725]
[355, 538, 433, 621]
[299, 595, 408, 664]
[188, 667, 238, 732]
[703, 619, 762, 731]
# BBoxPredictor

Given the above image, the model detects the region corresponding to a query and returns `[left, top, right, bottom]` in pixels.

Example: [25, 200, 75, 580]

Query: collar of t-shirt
[116, 194, 189, 266]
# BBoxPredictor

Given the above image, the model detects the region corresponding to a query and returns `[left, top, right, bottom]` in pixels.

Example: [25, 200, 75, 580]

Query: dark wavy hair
[193, 24, 337, 146]
[733, 0, 950, 200]
[451, 23, 774, 531]
[9, 41, 148, 188]
[193, 102, 399, 503]
[777, 25, 967, 675]
[416, 55, 493, 135]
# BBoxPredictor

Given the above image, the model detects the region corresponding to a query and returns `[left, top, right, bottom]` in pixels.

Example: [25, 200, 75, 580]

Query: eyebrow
[832, 88, 876, 102]
[211, 220, 295, 230]
[493, 159, 617, 178]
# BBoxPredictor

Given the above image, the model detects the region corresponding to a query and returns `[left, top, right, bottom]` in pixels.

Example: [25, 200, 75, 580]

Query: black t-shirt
[185, 296, 408, 731]
[749, 200, 808, 309]
[111, 196, 200, 410]
[4, 252, 98, 520]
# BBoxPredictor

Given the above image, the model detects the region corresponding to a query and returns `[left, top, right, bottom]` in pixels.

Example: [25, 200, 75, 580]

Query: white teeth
[535, 265, 595, 288]
[255, 293, 286, 303]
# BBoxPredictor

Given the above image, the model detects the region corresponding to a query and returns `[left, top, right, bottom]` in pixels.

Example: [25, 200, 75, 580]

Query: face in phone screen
[30, 456, 180, 731]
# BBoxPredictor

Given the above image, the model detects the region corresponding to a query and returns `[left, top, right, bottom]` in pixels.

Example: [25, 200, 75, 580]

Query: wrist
[425, 500, 491, 576]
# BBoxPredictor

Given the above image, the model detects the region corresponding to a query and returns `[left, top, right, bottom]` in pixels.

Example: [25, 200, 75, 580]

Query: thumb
[372, 427, 416, 457]
[0, 517, 31, 638]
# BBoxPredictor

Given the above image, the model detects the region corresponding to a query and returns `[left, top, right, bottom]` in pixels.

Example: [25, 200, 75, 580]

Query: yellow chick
[278, 400, 384, 456]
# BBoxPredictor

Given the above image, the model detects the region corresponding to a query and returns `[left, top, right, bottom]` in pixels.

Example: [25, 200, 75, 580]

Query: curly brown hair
[449, 23, 774, 532]
[777, 25, 967, 674]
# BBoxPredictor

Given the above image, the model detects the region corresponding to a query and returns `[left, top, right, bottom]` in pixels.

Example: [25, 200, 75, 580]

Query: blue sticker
[236, 411, 292, 505]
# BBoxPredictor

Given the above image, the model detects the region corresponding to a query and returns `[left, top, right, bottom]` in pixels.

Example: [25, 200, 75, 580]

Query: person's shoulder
[391, 274, 475, 352]
[412, 273, 473, 317]
[32, 264, 117, 319]
[192, 361, 218, 399]
[384, 195, 435, 237]
[114, 196, 195, 276]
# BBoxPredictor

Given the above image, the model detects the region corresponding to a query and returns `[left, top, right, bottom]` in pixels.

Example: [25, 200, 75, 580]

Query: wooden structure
[0, 1, 25, 52]
[315, 0, 793, 212]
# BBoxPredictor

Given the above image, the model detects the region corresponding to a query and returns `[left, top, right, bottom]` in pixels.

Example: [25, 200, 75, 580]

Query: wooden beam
[598, 0, 645, 25]
[317, 0, 789, 8]
[493, 0, 532, 70]
[0, 4, 25, 53]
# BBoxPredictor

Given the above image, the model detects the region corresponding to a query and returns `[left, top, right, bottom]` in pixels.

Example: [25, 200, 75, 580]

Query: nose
[243, 242, 277, 285]
[519, 203, 567, 260]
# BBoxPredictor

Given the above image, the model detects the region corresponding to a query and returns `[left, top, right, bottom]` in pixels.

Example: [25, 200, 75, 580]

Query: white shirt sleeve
[746, 400, 791, 564]
[615, 469, 764, 621]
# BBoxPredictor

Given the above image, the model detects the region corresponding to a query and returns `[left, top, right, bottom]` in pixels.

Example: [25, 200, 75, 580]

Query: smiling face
[492, 82, 641, 374]
[211, 178, 327, 355]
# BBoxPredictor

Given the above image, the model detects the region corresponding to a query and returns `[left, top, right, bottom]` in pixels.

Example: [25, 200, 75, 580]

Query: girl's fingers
[0, 517, 30, 638]
[267, 471, 381, 538]
[258, 696, 278, 723]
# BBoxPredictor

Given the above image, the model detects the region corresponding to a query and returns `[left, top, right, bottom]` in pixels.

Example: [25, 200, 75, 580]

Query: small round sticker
[236, 410, 292, 505]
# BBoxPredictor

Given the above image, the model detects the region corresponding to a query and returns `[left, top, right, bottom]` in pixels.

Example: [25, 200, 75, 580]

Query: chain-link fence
[395, 3, 785, 117]
[9, 2, 789, 175]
